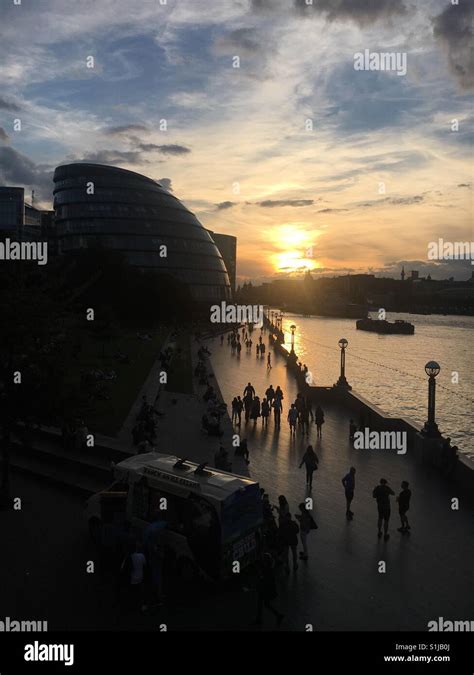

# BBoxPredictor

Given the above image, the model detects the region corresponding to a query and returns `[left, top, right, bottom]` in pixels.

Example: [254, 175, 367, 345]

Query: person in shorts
[372, 478, 395, 541]
[397, 481, 412, 533]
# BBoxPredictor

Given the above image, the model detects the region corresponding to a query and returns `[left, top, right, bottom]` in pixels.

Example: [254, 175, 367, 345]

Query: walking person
[243, 382, 255, 398]
[295, 503, 317, 561]
[236, 396, 243, 425]
[342, 467, 356, 519]
[265, 384, 275, 405]
[299, 445, 319, 489]
[397, 481, 412, 534]
[315, 405, 325, 439]
[300, 405, 310, 435]
[272, 397, 282, 429]
[254, 553, 284, 627]
[267, 352, 272, 370]
[261, 398, 270, 426]
[250, 396, 261, 426]
[231, 396, 239, 424]
[372, 478, 395, 541]
[243, 391, 253, 423]
[275, 495, 290, 525]
[288, 404, 298, 435]
[279, 513, 299, 574]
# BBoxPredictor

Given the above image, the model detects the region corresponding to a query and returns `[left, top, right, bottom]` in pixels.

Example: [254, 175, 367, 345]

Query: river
[277, 311, 473, 454]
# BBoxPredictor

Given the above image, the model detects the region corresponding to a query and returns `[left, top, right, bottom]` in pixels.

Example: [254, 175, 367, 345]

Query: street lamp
[423, 361, 441, 437]
[336, 338, 351, 389]
[290, 324, 296, 352]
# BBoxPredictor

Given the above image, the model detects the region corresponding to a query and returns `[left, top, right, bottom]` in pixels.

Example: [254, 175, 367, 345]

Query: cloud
[0, 96, 21, 112]
[355, 195, 424, 208]
[433, 0, 474, 90]
[294, 0, 407, 26]
[77, 149, 145, 165]
[105, 124, 149, 136]
[213, 28, 262, 55]
[0, 128, 9, 142]
[138, 143, 191, 155]
[0, 146, 53, 201]
[317, 208, 348, 213]
[258, 199, 314, 208]
[458, 183, 471, 189]
[157, 177, 173, 192]
[216, 201, 236, 210]
[152, 144, 191, 156]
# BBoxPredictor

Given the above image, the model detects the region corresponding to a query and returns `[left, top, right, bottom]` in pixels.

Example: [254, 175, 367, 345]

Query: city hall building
[53, 163, 233, 302]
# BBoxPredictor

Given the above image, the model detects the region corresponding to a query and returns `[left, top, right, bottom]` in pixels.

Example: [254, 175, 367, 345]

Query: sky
[0, 0, 472, 284]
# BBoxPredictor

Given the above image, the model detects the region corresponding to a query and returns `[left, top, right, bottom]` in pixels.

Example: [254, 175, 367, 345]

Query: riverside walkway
[208, 331, 474, 631]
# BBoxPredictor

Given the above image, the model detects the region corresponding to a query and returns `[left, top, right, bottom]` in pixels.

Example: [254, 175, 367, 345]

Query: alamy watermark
[0, 238, 48, 265]
[210, 302, 263, 328]
[353, 428, 407, 455]
[24, 641, 74, 667]
[427, 238, 474, 264]
[428, 617, 473, 631]
[354, 49, 407, 76]
[0, 616, 48, 631]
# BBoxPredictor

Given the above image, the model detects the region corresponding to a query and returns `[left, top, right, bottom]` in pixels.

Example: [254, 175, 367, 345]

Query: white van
[85, 452, 263, 580]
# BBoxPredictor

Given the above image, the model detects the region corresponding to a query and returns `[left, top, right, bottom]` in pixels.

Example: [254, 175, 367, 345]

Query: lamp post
[271, 311, 274, 326]
[336, 338, 351, 389]
[423, 361, 441, 437]
[290, 324, 296, 352]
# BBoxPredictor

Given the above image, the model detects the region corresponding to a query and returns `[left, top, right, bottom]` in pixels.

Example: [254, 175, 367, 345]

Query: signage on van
[143, 466, 200, 488]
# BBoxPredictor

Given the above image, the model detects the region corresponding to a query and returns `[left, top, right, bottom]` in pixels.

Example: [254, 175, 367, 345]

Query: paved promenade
[208, 330, 474, 630]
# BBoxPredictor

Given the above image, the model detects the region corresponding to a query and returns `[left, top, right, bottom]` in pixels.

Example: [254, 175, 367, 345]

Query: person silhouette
[372, 478, 395, 541]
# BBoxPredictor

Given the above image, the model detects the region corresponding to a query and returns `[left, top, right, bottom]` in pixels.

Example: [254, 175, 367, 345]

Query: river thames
[278, 312, 473, 455]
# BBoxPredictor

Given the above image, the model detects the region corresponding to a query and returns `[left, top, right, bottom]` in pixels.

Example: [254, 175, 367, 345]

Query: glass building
[53, 163, 232, 302]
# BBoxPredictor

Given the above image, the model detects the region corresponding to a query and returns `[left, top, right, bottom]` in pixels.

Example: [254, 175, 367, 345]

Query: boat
[356, 317, 415, 334]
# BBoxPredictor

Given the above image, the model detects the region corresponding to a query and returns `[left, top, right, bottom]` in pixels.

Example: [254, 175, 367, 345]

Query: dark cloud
[318, 208, 348, 213]
[157, 177, 173, 192]
[258, 199, 314, 207]
[356, 195, 424, 208]
[379, 258, 473, 281]
[0, 127, 9, 142]
[0, 146, 53, 201]
[105, 124, 149, 135]
[138, 143, 191, 155]
[216, 201, 236, 210]
[78, 149, 145, 165]
[294, 0, 407, 26]
[214, 28, 261, 54]
[433, 0, 474, 90]
[0, 97, 21, 112]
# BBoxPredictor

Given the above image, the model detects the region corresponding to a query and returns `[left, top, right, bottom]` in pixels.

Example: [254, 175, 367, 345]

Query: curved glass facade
[53, 163, 232, 302]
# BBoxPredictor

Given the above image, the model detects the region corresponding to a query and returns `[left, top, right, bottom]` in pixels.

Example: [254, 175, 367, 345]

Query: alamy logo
[354, 49, 407, 76]
[210, 302, 263, 327]
[353, 428, 407, 455]
[0, 617, 48, 632]
[428, 617, 473, 631]
[0, 238, 48, 265]
[24, 641, 74, 667]
[427, 238, 474, 264]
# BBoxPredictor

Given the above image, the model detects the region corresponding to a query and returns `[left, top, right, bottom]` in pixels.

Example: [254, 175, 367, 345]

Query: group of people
[222, 326, 272, 366]
[341, 468, 413, 539]
[231, 381, 326, 438]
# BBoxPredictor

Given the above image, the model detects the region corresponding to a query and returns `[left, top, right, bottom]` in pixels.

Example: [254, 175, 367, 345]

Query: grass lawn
[66, 327, 168, 436]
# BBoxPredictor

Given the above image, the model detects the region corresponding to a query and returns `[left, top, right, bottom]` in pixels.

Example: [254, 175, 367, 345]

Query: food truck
[85, 452, 263, 580]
